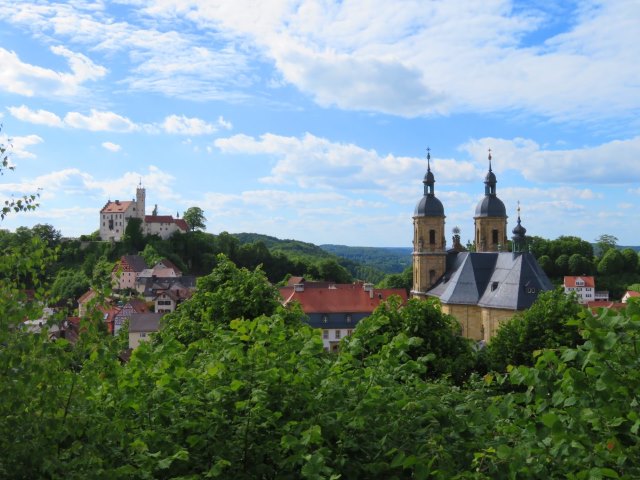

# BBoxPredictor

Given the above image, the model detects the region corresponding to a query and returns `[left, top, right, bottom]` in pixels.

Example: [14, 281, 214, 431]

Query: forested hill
[231, 233, 391, 283]
[231, 233, 334, 260]
[320, 244, 412, 274]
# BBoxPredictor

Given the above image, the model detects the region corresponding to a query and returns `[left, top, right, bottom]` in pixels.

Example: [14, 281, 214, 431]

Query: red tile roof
[564, 276, 595, 288]
[101, 200, 133, 213]
[625, 290, 640, 298]
[175, 219, 189, 231]
[144, 215, 189, 231]
[279, 283, 408, 313]
[586, 300, 625, 312]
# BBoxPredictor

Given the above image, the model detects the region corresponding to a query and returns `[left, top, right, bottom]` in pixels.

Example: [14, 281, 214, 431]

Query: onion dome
[415, 149, 444, 216]
[475, 150, 506, 217]
[511, 202, 527, 251]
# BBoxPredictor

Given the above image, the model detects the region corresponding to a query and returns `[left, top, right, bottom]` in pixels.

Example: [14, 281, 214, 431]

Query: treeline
[0, 224, 362, 309]
[2, 246, 640, 478]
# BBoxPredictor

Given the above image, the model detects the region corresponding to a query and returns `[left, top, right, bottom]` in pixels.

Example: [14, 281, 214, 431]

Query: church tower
[412, 149, 446, 297]
[474, 151, 507, 252]
[511, 202, 527, 253]
[136, 181, 146, 220]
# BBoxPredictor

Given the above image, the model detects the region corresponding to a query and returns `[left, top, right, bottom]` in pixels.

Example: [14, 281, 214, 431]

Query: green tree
[537, 254, 553, 276]
[568, 253, 592, 275]
[317, 258, 352, 283]
[31, 223, 61, 247]
[597, 248, 624, 275]
[377, 265, 412, 292]
[122, 217, 145, 252]
[343, 296, 475, 383]
[486, 288, 584, 371]
[50, 269, 90, 308]
[183, 206, 206, 232]
[554, 253, 570, 276]
[595, 233, 618, 256]
[621, 248, 638, 273]
[158, 254, 282, 345]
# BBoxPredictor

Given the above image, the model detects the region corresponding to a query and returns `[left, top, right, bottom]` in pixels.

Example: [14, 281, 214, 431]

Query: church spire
[423, 147, 435, 196]
[511, 201, 527, 252]
[484, 148, 497, 196]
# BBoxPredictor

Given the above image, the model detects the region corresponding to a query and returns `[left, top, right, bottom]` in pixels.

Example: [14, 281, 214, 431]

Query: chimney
[363, 283, 374, 298]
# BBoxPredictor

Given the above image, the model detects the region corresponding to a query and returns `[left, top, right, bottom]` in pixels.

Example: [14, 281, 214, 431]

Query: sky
[0, 0, 639, 248]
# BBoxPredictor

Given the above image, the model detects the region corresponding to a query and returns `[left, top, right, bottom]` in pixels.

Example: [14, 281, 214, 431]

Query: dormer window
[491, 282, 498, 291]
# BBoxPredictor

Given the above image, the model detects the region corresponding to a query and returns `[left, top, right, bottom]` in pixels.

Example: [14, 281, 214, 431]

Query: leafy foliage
[182, 206, 206, 231]
[486, 288, 584, 371]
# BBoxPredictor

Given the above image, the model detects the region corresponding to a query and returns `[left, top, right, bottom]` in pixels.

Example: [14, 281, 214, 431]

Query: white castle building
[99, 185, 188, 241]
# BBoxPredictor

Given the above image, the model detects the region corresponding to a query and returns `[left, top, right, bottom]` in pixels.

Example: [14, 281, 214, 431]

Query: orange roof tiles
[564, 276, 595, 288]
[101, 200, 133, 213]
[279, 283, 407, 313]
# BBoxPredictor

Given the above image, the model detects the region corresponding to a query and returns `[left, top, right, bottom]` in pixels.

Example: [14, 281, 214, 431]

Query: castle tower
[136, 181, 146, 220]
[474, 150, 507, 252]
[412, 149, 446, 297]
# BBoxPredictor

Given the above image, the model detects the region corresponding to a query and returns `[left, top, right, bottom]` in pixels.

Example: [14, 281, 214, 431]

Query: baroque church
[412, 151, 552, 342]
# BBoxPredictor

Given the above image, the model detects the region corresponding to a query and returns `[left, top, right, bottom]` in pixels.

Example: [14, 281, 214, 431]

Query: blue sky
[0, 1, 639, 247]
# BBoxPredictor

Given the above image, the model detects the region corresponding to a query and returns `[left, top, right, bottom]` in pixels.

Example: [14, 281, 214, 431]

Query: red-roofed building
[99, 185, 189, 241]
[564, 276, 596, 304]
[622, 290, 640, 303]
[113, 298, 149, 335]
[112, 255, 148, 290]
[279, 280, 408, 351]
[586, 300, 626, 314]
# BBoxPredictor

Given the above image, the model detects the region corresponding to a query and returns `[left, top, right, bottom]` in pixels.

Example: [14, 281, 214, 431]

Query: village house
[129, 312, 164, 349]
[112, 255, 148, 290]
[279, 278, 408, 351]
[563, 276, 609, 304]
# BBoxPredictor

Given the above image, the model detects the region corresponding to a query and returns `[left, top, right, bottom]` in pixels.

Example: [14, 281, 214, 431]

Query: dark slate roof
[474, 195, 507, 217]
[129, 312, 164, 333]
[427, 251, 553, 311]
[414, 195, 444, 216]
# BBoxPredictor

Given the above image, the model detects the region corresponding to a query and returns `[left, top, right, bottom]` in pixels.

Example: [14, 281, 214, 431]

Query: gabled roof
[117, 255, 148, 273]
[428, 251, 553, 311]
[174, 219, 189, 231]
[78, 289, 97, 304]
[279, 283, 407, 313]
[129, 312, 164, 333]
[564, 276, 595, 288]
[101, 200, 133, 213]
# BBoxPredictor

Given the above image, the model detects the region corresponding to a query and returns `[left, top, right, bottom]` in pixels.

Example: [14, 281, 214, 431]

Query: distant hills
[231, 233, 412, 283]
[320, 244, 412, 274]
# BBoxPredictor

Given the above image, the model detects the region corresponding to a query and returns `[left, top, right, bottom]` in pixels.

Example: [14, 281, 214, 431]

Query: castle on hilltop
[99, 184, 188, 241]
[412, 150, 553, 342]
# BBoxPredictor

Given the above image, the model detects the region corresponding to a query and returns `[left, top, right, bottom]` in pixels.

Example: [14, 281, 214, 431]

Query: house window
[429, 229, 436, 244]
[140, 332, 147, 338]
[346, 314, 352, 323]
[429, 269, 436, 285]
[527, 287, 536, 294]
[322, 315, 328, 323]
[492, 229, 499, 244]
[347, 329, 353, 336]
[335, 330, 341, 339]
[323, 330, 329, 339]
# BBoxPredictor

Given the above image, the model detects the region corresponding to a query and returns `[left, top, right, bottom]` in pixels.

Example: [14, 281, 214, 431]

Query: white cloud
[0, 134, 43, 159]
[101, 141, 121, 152]
[461, 135, 640, 184]
[0, 45, 106, 98]
[8, 105, 63, 127]
[215, 132, 479, 197]
[162, 115, 220, 135]
[64, 109, 138, 132]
